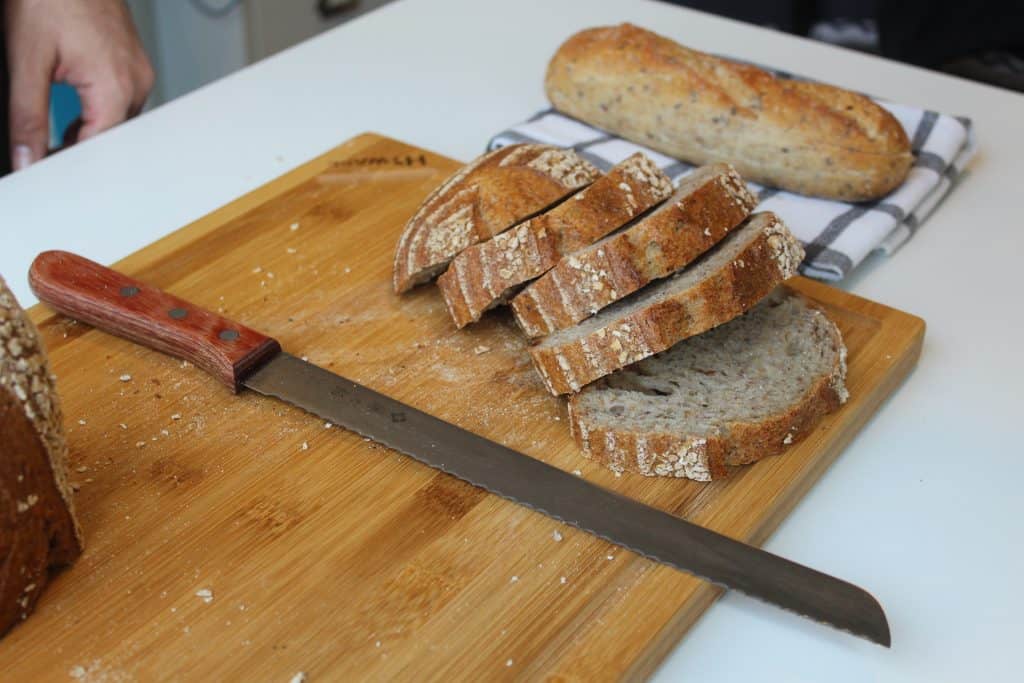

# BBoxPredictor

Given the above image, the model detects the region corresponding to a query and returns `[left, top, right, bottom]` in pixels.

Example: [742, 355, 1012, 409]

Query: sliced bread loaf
[567, 288, 848, 481]
[393, 144, 600, 293]
[530, 212, 804, 395]
[511, 163, 756, 338]
[437, 152, 673, 328]
[1, 276, 82, 636]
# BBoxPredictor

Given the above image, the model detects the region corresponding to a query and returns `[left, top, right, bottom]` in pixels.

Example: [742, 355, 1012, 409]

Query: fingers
[7, 43, 56, 170]
[75, 77, 134, 141]
[73, 57, 155, 141]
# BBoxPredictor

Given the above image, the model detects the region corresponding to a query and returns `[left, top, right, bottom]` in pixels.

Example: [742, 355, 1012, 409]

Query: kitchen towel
[488, 101, 976, 282]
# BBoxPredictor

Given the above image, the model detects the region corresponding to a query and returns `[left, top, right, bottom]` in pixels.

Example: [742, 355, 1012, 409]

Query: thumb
[8, 48, 55, 171]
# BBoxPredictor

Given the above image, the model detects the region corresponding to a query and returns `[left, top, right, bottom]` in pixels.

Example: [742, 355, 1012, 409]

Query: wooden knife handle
[29, 251, 281, 392]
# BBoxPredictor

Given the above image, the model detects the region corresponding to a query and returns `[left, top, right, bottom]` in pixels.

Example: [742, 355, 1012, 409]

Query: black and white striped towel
[488, 102, 975, 282]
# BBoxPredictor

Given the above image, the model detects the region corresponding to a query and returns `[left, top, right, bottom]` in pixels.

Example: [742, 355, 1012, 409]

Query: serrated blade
[245, 352, 890, 646]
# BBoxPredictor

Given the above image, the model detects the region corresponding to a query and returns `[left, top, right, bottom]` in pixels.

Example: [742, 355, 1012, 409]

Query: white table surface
[2, 1, 1021, 680]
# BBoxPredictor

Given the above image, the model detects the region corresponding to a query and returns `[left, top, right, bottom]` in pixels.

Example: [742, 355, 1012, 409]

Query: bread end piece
[393, 144, 600, 293]
[1, 276, 82, 637]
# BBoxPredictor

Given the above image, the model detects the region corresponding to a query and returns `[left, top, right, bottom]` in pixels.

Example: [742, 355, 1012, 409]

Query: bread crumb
[572, 469, 582, 476]
[783, 433, 793, 445]
[344, 267, 351, 274]
[506, 659, 514, 667]
[119, 423, 128, 430]
[301, 442, 309, 451]
[606, 554, 614, 561]
[135, 441, 147, 449]
[375, 641, 381, 648]
[473, 345, 491, 355]
[289, 673, 307, 683]
[69, 665, 85, 679]
[119, 374, 132, 382]
[290, 222, 300, 231]
[171, 413, 181, 421]
[286, 247, 297, 254]
[161, 429, 170, 436]
[196, 588, 213, 604]
[78, 419, 87, 425]
[324, 422, 332, 429]
[509, 575, 519, 583]
[75, 465, 88, 473]
[552, 530, 563, 542]
[560, 576, 567, 584]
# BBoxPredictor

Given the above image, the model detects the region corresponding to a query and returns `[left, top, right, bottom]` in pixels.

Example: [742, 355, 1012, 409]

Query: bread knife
[28, 250, 890, 647]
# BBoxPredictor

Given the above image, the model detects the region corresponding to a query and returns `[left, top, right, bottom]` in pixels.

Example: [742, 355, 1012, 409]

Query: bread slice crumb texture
[568, 288, 847, 480]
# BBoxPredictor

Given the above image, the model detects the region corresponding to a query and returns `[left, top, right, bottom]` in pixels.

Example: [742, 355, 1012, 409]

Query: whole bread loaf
[393, 144, 600, 293]
[545, 24, 913, 201]
[530, 212, 804, 395]
[568, 288, 848, 480]
[0, 276, 82, 637]
[511, 163, 756, 338]
[437, 152, 672, 328]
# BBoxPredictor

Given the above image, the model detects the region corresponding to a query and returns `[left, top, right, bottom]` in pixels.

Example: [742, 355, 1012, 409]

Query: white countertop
[2, 1, 1021, 680]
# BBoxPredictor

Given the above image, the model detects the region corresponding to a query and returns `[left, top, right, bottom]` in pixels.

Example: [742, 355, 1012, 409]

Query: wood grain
[29, 251, 280, 392]
[1, 133, 924, 681]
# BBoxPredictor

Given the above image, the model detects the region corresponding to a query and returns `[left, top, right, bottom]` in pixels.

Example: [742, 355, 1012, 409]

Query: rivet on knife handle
[28, 251, 280, 392]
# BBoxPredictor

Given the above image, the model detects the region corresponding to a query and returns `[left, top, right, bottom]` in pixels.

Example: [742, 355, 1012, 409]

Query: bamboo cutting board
[4, 133, 924, 681]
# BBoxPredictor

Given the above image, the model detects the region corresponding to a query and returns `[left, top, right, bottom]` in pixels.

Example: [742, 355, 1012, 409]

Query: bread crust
[530, 213, 804, 395]
[545, 24, 913, 201]
[393, 144, 600, 293]
[437, 152, 672, 328]
[511, 163, 756, 338]
[567, 293, 848, 481]
[1, 276, 82, 636]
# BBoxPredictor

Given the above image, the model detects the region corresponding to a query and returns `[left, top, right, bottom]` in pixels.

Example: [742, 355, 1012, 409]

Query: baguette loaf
[568, 288, 848, 481]
[511, 163, 756, 338]
[1, 276, 82, 637]
[530, 212, 804, 395]
[437, 152, 672, 328]
[393, 144, 600, 293]
[545, 24, 913, 201]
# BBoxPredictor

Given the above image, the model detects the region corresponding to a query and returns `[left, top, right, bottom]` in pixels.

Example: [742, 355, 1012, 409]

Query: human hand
[4, 0, 154, 170]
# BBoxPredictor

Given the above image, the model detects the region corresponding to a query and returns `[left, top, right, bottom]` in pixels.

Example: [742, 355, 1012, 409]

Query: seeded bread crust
[530, 212, 804, 395]
[393, 144, 600, 293]
[545, 23, 913, 201]
[511, 163, 756, 338]
[567, 290, 848, 480]
[1, 276, 82, 636]
[437, 152, 673, 328]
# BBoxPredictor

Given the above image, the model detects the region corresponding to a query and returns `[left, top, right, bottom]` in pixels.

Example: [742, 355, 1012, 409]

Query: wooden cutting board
[4, 133, 924, 681]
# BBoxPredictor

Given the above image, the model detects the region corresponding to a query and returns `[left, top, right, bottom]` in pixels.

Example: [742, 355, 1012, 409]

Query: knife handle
[29, 251, 280, 392]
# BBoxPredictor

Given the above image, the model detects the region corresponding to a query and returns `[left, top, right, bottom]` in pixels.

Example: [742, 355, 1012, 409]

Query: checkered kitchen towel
[488, 97, 975, 281]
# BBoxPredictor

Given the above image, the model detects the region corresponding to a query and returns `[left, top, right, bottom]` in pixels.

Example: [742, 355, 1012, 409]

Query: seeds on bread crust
[437, 152, 673, 328]
[512, 163, 757, 338]
[393, 144, 600, 293]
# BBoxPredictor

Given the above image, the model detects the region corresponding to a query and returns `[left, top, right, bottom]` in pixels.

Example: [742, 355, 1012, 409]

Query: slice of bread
[511, 164, 756, 338]
[437, 152, 673, 328]
[1, 275, 82, 636]
[568, 288, 848, 481]
[393, 144, 600, 293]
[530, 212, 804, 395]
